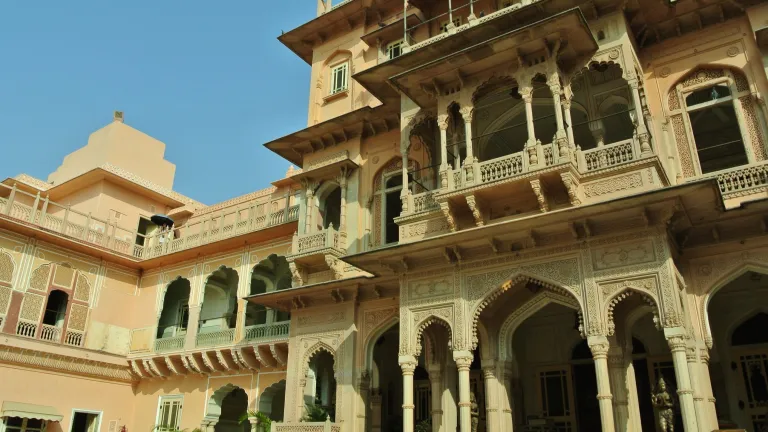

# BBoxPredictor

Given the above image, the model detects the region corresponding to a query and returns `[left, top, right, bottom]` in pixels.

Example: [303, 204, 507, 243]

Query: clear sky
[0, 1, 316, 205]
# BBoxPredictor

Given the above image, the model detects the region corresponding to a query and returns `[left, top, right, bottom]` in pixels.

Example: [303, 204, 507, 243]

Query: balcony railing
[243, 321, 290, 342]
[14, 320, 84, 347]
[716, 162, 768, 197]
[291, 225, 345, 256]
[155, 334, 186, 352]
[0, 182, 299, 261]
[196, 328, 236, 348]
[579, 139, 637, 172]
[40, 324, 61, 342]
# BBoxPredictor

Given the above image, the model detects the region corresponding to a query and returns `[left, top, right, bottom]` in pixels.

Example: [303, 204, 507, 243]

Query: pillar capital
[459, 106, 474, 123]
[587, 335, 610, 359]
[453, 350, 474, 371]
[437, 114, 450, 131]
[666, 334, 687, 353]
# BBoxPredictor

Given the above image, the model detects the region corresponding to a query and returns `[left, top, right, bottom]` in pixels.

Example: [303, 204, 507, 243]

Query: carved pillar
[550, 83, 570, 162]
[454, 351, 473, 432]
[699, 349, 719, 430]
[562, 95, 575, 149]
[358, 372, 371, 432]
[628, 79, 652, 156]
[625, 359, 644, 432]
[438, 114, 450, 189]
[401, 148, 411, 214]
[607, 348, 628, 432]
[428, 365, 443, 432]
[686, 346, 709, 432]
[482, 364, 500, 432]
[338, 169, 349, 233]
[520, 85, 536, 147]
[303, 181, 316, 234]
[665, 333, 699, 432]
[588, 337, 616, 432]
[499, 361, 515, 432]
[184, 305, 201, 349]
[370, 388, 383, 432]
[460, 106, 475, 163]
[401, 357, 417, 432]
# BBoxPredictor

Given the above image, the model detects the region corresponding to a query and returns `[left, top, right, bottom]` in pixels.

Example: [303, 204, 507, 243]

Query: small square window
[386, 40, 403, 60]
[330, 63, 348, 95]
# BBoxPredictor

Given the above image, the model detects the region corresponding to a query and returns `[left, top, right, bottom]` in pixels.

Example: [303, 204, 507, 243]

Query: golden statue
[651, 377, 675, 432]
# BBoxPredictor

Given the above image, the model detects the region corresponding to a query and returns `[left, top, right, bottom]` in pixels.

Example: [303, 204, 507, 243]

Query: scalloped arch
[603, 286, 660, 337]
[205, 383, 247, 420]
[414, 314, 453, 356]
[301, 340, 337, 379]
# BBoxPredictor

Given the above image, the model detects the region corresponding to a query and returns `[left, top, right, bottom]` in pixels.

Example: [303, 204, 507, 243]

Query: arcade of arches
[281, 235, 768, 432]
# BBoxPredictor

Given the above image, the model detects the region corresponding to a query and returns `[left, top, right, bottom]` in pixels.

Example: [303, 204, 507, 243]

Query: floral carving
[740, 96, 767, 161]
[28, 264, 51, 292]
[68, 303, 89, 331]
[20, 293, 44, 321]
[0, 252, 14, 284]
[362, 307, 398, 343]
[671, 114, 695, 177]
[74, 274, 91, 303]
[584, 172, 642, 198]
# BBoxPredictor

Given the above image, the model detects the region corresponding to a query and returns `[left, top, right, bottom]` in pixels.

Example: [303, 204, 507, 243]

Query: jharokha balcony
[0, 181, 300, 263]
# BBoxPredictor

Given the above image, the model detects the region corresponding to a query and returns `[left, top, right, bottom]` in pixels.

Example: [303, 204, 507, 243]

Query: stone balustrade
[273, 419, 340, 432]
[0, 181, 299, 261]
[243, 321, 290, 343]
[154, 334, 186, 352]
[290, 226, 345, 257]
[196, 328, 236, 348]
[579, 139, 637, 172]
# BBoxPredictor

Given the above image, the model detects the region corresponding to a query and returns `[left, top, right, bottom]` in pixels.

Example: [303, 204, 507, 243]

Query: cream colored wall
[0, 364, 135, 432]
[48, 120, 176, 189]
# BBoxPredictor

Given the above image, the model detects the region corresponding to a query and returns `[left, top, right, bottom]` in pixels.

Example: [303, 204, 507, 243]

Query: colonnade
[395, 329, 717, 432]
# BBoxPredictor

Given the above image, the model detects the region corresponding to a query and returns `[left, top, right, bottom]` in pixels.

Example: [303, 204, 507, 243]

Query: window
[685, 83, 748, 174]
[156, 396, 183, 432]
[43, 290, 69, 328]
[5, 418, 44, 432]
[440, 17, 462, 33]
[71, 412, 100, 432]
[384, 175, 403, 244]
[386, 40, 403, 60]
[330, 63, 348, 95]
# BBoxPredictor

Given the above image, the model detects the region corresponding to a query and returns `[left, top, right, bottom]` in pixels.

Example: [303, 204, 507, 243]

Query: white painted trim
[155, 394, 184, 431]
[68, 409, 103, 432]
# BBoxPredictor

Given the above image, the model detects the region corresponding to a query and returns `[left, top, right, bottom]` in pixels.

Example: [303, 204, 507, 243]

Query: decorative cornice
[99, 163, 204, 207]
[0, 344, 133, 382]
[11, 174, 52, 191]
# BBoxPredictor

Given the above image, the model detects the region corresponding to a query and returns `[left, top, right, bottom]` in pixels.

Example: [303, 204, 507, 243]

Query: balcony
[127, 320, 291, 379]
[15, 320, 84, 348]
[715, 162, 768, 209]
[0, 182, 299, 263]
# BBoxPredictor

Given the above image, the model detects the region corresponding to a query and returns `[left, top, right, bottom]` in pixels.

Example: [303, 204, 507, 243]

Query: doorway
[71, 411, 100, 432]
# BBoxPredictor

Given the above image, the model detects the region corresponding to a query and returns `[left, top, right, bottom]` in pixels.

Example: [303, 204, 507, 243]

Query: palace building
[2, 0, 768, 431]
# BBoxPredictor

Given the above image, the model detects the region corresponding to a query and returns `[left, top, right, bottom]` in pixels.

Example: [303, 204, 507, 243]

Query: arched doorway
[157, 278, 190, 340]
[305, 349, 337, 421]
[708, 270, 768, 431]
[258, 380, 286, 422]
[199, 267, 239, 346]
[370, 325, 403, 432]
[206, 385, 249, 432]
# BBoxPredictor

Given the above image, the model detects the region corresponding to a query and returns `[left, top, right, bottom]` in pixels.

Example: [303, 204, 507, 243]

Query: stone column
[428, 365, 443, 432]
[686, 346, 709, 432]
[520, 85, 536, 146]
[438, 114, 450, 189]
[666, 334, 699, 432]
[454, 351, 473, 432]
[607, 348, 628, 432]
[303, 182, 315, 234]
[562, 95, 575, 149]
[500, 361, 515, 432]
[588, 336, 616, 432]
[625, 358, 644, 432]
[460, 106, 475, 163]
[699, 348, 719, 430]
[628, 79, 652, 155]
[184, 304, 201, 349]
[370, 389, 383, 432]
[482, 364, 500, 432]
[400, 356, 417, 432]
[400, 148, 410, 214]
[358, 372, 371, 432]
[549, 80, 570, 162]
[338, 170, 348, 232]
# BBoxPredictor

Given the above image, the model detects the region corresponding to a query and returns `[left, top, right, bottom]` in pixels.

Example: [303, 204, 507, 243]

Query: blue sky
[0, 1, 316, 205]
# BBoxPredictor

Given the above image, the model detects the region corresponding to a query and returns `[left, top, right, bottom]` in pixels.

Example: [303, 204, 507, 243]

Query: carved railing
[155, 334, 186, 352]
[40, 324, 62, 342]
[64, 330, 84, 347]
[243, 321, 290, 342]
[273, 419, 340, 432]
[411, 190, 440, 214]
[542, 144, 555, 166]
[196, 328, 235, 348]
[479, 152, 525, 183]
[717, 163, 768, 196]
[16, 320, 37, 338]
[0, 182, 299, 261]
[291, 226, 344, 256]
[581, 139, 635, 172]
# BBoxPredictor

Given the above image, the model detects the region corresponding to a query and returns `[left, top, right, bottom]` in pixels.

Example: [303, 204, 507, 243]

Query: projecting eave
[353, 3, 598, 106]
[342, 179, 736, 276]
[279, 0, 402, 64]
[390, 9, 598, 107]
[244, 275, 399, 311]
[264, 104, 399, 167]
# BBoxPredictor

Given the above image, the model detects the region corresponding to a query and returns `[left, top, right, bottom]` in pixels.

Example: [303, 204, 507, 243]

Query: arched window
[157, 278, 191, 339]
[371, 157, 418, 248]
[200, 267, 239, 332]
[245, 256, 291, 337]
[384, 175, 403, 244]
[473, 79, 527, 162]
[668, 67, 764, 177]
[321, 186, 342, 229]
[43, 290, 68, 328]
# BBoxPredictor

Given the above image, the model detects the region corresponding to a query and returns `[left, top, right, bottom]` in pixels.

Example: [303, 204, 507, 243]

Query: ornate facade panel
[74, 274, 91, 303]
[68, 303, 89, 331]
[591, 239, 656, 271]
[19, 292, 45, 322]
[0, 285, 12, 315]
[361, 306, 398, 345]
[52, 263, 75, 288]
[412, 304, 453, 355]
[740, 95, 767, 161]
[584, 172, 643, 198]
[0, 251, 14, 284]
[28, 264, 51, 292]
[671, 114, 695, 178]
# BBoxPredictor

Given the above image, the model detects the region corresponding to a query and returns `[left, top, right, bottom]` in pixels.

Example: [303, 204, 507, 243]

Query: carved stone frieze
[362, 307, 398, 343]
[0, 344, 133, 382]
[592, 239, 656, 271]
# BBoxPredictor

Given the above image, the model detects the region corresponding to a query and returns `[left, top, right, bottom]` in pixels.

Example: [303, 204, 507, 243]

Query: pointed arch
[258, 380, 287, 421]
[371, 156, 420, 247]
[727, 308, 768, 347]
[469, 270, 583, 350]
[206, 383, 247, 420]
[28, 263, 52, 292]
[702, 264, 768, 347]
[363, 315, 399, 373]
[323, 49, 353, 66]
[497, 290, 581, 361]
